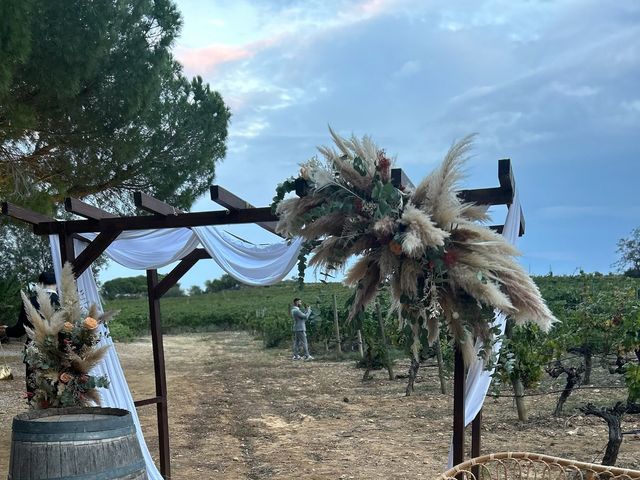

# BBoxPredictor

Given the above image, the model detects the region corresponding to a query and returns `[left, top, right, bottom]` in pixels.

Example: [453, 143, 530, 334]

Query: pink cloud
[176, 1, 402, 77]
[356, 0, 393, 16]
[176, 44, 255, 74]
[176, 33, 286, 76]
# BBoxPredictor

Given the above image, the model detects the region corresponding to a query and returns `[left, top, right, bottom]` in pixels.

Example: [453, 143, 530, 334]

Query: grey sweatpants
[292, 330, 309, 357]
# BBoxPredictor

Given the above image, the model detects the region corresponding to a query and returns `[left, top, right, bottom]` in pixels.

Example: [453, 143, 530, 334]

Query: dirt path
[2, 332, 639, 479]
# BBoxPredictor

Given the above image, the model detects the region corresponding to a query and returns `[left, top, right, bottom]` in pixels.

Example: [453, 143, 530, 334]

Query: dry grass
[1, 332, 639, 479]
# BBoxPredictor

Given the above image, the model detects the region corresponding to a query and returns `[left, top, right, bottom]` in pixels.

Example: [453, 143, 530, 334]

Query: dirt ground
[1, 331, 639, 479]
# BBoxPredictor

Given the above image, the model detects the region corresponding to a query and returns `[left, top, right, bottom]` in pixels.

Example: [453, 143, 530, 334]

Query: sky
[99, 0, 640, 289]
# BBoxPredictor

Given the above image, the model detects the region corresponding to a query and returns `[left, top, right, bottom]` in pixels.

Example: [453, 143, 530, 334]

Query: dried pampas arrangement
[272, 129, 557, 364]
[23, 262, 115, 408]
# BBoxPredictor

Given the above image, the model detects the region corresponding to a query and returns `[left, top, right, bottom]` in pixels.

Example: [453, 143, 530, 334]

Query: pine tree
[0, 0, 230, 211]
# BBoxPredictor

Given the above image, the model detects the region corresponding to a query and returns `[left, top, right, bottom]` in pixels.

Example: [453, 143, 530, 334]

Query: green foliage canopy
[615, 227, 640, 278]
[102, 275, 183, 299]
[204, 274, 239, 293]
[0, 0, 230, 211]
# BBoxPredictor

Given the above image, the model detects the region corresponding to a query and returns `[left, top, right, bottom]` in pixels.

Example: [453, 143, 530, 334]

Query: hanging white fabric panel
[448, 193, 522, 467]
[80, 227, 303, 284]
[49, 225, 303, 478]
[193, 226, 302, 286]
[81, 228, 200, 270]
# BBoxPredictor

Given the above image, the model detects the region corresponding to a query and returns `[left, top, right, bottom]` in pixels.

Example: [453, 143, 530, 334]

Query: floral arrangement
[272, 129, 557, 364]
[23, 263, 115, 408]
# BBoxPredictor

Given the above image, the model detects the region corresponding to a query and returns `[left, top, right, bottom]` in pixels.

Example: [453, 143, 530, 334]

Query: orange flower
[83, 316, 98, 330]
[59, 372, 73, 384]
[389, 240, 403, 256]
[63, 322, 74, 333]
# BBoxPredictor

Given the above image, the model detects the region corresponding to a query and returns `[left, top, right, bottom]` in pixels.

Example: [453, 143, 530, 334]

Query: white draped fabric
[448, 193, 522, 467]
[49, 227, 303, 478]
[80, 227, 303, 284]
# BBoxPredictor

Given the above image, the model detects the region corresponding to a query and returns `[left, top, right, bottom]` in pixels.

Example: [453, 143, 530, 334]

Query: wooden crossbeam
[458, 159, 525, 236]
[210, 186, 254, 209]
[133, 396, 164, 408]
[459, 159, 515, 206]
[134, 192, 184, 216]
[1, 202, 54, 224]
[72, 230, 123, 277]
[154, 248, 210, 298]
[291, 160, 524, 235]
[63, 199, 121, 276]
[459, 187, 512, 206]
[64, 197, 117, 219]
[210, 186, 279, 236]
[33, 207, 278, 235]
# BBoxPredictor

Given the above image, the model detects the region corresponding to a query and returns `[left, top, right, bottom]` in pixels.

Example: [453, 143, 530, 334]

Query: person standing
[291, 297, 313, 361]
[0, 271, 60, 392]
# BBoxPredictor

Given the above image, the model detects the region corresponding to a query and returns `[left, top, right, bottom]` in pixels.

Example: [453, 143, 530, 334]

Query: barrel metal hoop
[11, 424, 136, 442]
[13, 410, 133, 434]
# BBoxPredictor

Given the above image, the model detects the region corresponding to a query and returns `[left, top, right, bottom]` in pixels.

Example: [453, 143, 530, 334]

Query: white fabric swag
[448, 193, 522, 467]
[50, 227, 303, 479]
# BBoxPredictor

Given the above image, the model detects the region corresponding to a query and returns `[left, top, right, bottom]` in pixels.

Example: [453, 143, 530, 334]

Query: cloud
[161, 0, 640, 286]
[177, 44, 254, 72]
[395, 60, 422, 77]
[176, 0, 405, 77]
[232, 118, 270, 138]
[550, 82, 599, 97]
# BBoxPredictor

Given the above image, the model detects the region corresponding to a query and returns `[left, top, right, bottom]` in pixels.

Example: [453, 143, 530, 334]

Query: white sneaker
[303, 355, 314, 361]
[292, 355, 301, 360]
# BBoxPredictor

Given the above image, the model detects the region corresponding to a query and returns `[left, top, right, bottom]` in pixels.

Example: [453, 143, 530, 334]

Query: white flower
[310, 168, 335, 189]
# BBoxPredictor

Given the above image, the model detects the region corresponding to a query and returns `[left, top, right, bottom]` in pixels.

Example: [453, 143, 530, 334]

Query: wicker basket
[439, 452, 640, 480]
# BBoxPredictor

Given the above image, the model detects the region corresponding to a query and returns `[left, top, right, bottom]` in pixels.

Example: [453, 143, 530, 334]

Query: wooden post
[512, 377, 529, 422]
[147, 270, 171, 479]
[471, 410, 482, 479]
[452, 347, 465, 467]
[435, 341, 447, 395]
[356, 330, 364, 358]
[333, 294, 342, 355]
[376, 301, 394, 380]
[59, 233, 75, 266]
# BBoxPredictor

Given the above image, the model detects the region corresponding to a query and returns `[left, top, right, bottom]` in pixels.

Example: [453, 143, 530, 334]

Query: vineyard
[103, 273, 640, 467]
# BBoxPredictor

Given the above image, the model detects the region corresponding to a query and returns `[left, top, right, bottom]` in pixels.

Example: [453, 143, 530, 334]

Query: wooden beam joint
[210, 186, 279, 236]
[1, 201, 55, 224]
[154, 249, 210, 298]
[134, 192, 184, 216]
[72, 230, 122, 277]
[64, 197, 117, 219]
[133, 396, 164, 408]
[33, 207, 278, 235]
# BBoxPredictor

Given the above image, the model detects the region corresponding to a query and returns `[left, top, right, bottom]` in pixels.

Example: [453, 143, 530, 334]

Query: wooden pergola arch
[1, 160, 524, 479]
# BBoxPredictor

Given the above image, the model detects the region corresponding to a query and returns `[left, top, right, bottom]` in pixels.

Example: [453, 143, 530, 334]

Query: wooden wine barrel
[9, 407, 148, 480]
